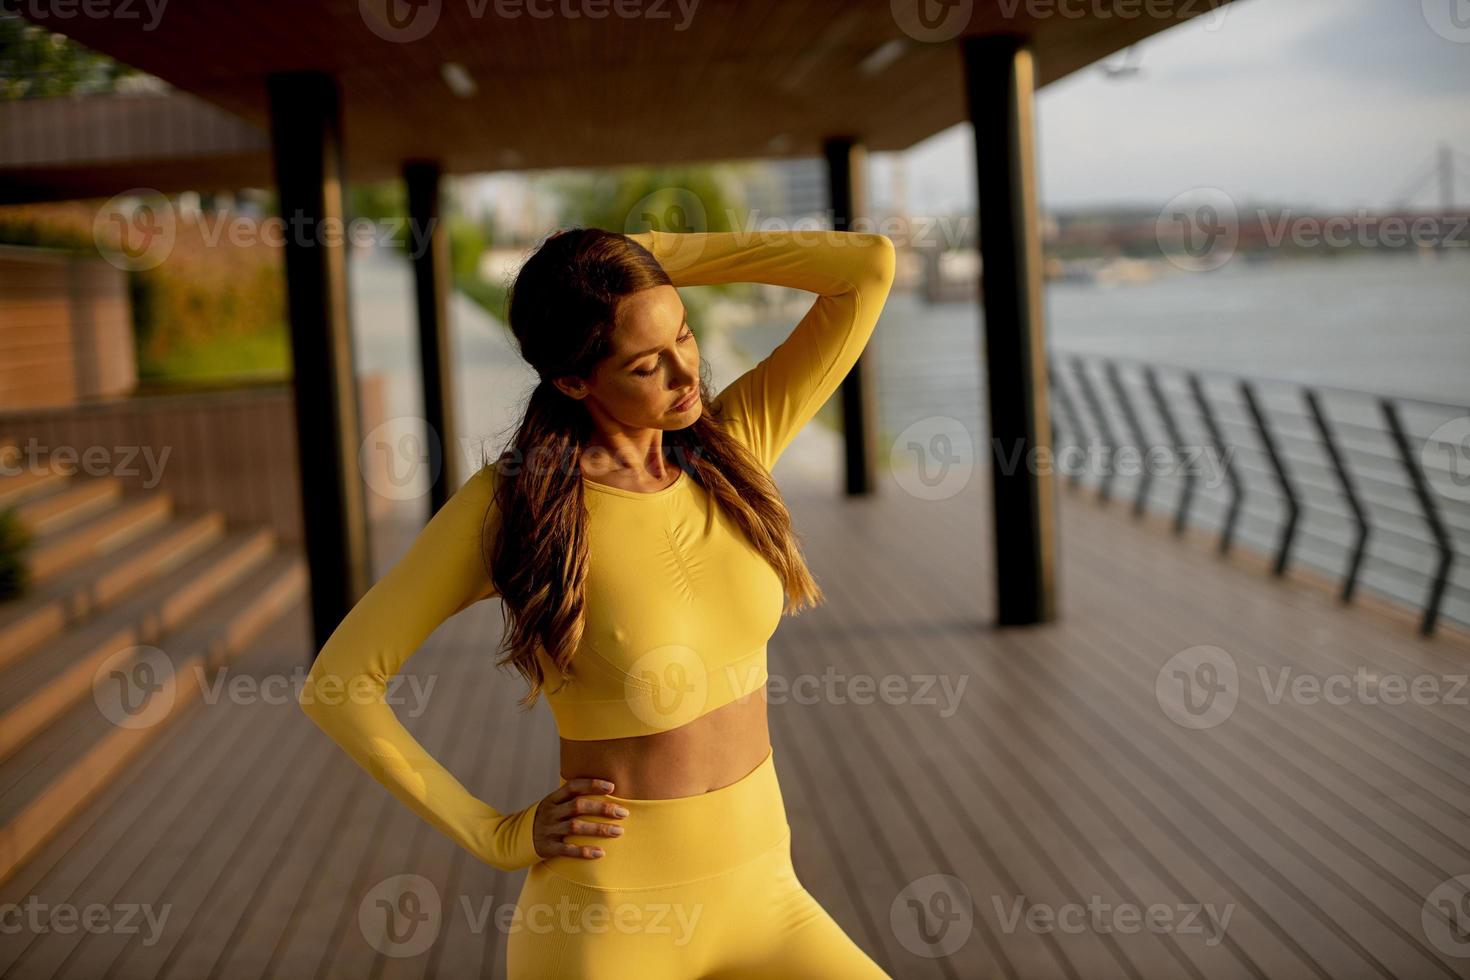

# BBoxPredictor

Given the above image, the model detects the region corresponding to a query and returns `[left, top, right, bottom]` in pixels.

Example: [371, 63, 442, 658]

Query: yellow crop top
[298, 227, 896, 871]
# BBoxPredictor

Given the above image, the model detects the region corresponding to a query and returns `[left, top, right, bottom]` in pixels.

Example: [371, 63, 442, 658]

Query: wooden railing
[1049, 351, 1469, 636]
[0, 374, 389, 544]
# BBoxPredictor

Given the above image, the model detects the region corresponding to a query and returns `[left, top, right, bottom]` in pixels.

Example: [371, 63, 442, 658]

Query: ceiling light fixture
[858, 38, 908, 77]
[441, 62, 478, 98]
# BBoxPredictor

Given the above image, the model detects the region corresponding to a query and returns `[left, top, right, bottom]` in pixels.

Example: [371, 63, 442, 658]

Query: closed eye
[633, 329, 694, 376]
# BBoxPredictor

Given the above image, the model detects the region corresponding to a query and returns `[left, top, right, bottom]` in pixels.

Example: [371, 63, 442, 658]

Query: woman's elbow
[853, 232, 896, 289]
[876, 234, 896, 283]
[298, 655, 343, 719]
[298, 663, 325, 717]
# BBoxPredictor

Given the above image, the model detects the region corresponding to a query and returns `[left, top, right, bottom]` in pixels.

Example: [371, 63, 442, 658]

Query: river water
[351, 246, 1470, 628]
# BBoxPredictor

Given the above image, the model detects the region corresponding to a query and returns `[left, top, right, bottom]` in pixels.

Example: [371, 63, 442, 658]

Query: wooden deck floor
[2, 472, 1468, 980]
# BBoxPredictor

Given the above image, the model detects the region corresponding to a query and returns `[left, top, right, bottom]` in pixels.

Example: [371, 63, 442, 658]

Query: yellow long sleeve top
[297, 227, 896, 872]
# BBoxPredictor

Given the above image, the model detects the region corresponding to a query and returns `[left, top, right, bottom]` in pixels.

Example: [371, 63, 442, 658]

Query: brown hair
[485, 227, 823, 710]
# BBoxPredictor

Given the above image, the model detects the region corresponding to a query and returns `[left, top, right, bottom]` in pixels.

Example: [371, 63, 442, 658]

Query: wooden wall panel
[0, 248, 135, 410]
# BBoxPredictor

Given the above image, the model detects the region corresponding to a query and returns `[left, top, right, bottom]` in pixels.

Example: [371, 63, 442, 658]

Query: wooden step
[0, 551, 306, 887]
[0, 513, 227, 671]
[26, 493, 174, 583]
[0, 528, 279, 763]
[13, 477, 122, 536]
[0, 457, 76, 510]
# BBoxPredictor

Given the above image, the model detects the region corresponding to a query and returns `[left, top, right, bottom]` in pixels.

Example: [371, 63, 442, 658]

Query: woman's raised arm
[296, 463, 542, 871]
[629, 227, 896, 471]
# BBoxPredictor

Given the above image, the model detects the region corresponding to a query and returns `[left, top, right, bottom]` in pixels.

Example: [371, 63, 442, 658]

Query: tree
[0, 15, 147, 101]
[542, 164, 752, 236]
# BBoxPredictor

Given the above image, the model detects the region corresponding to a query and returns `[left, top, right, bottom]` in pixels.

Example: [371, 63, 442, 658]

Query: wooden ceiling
[15, 0, 1232, 185]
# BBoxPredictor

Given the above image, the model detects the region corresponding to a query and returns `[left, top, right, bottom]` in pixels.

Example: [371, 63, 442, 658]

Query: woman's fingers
[533, 778, 629, 860]
[557, 816, 626, 838]
[547, 776, 615, 802]
[555, 795, 629, 823]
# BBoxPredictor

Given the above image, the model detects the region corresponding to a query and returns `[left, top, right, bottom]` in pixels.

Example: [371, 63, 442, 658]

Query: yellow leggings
[506, 746, 892, 978]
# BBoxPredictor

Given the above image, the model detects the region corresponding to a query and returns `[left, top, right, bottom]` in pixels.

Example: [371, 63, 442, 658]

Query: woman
[299, 224, 896, 977]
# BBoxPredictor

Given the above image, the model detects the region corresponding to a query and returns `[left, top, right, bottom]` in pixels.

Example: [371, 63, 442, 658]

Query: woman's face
[558, 284, 702, 431]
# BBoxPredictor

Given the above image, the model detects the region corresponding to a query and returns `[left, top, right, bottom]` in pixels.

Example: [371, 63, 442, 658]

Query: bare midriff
[557, 688, 770, 799]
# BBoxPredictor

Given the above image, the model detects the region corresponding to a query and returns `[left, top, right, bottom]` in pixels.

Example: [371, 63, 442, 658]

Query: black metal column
[822, 136, 879, 497]
[266, 70, 373, 654]
[961, 35, 1059, 625]
[403, 159, 458, 514]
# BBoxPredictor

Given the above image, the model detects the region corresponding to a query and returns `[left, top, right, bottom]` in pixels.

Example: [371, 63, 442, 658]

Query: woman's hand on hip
[532, 777, 628, 860]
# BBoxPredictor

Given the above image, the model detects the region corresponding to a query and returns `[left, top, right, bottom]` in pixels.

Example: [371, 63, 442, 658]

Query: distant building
[738, 157, 829, 226]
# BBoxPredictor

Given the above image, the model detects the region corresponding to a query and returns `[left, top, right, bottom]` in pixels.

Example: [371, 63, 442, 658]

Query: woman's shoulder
[446, 459, 499, 510]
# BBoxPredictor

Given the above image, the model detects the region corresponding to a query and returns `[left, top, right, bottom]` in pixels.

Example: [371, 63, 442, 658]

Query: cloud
[1283, 0, 1470, 95]
[893, 0, 1470, 212]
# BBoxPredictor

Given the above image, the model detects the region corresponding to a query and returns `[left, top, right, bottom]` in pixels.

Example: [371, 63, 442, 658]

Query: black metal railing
[1047, 350, 1469, 637]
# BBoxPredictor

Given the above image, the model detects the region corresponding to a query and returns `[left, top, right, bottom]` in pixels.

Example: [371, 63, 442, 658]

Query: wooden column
[266, 70, 373, 654]
[823, 136, 879, 497]
[961, 35, 1059, 625]
[403, 159, 458, 514]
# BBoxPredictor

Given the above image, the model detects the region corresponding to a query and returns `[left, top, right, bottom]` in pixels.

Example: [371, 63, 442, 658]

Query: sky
[899, 0, 1470, 213]
[467, 0, 1470, 222]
